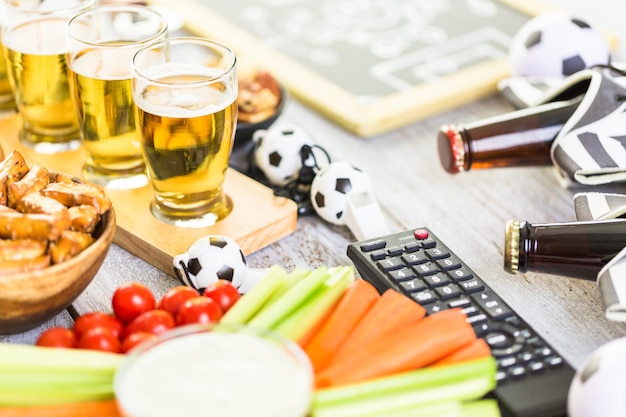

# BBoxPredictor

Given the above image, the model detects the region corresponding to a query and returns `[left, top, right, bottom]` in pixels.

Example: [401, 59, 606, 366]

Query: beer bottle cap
[437, 125, 466, 174]
[504, 219, 521, 274]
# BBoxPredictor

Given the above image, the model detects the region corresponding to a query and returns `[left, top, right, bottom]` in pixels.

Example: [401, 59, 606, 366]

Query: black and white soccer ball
[253, 123, 317, 186]
[509, 13, 610, 78]
[172, 235, 248, 293]
[568, 337, 626, 417]
[310, 161, 371, 226]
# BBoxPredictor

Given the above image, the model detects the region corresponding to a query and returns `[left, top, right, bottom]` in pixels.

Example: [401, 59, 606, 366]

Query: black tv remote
[346, 227, 575, 417]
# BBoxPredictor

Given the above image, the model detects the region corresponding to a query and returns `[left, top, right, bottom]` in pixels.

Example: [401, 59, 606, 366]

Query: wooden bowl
[0, 207, 116, 335]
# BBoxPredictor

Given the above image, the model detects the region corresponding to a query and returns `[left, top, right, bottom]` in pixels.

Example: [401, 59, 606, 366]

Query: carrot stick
[0, 399, 121, 417]
[432, 338, 492, 367]
[303, 279, 380, 371]
[323, 289, 426, 368]
[315, 308, 476, 389]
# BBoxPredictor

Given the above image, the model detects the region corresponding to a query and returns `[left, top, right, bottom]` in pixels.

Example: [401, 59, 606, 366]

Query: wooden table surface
[3, 0, 626, 375]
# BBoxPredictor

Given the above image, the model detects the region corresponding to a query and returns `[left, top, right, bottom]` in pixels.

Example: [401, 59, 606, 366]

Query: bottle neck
[505, 218, 626, 280]
[438, 98, 580, 174]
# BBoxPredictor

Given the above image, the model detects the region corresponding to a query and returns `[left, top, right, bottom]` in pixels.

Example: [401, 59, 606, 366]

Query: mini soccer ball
[509, 13, 610, 78]
[253, 123, 316, 186]
[567, 337, 626, 417]
[310, 161, 371, 225]
[173, 235, 248, 293]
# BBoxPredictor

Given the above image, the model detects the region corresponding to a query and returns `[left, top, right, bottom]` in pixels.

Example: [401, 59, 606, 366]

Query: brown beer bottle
[504, 218, 626, 280]
[437, 98, 580, 174]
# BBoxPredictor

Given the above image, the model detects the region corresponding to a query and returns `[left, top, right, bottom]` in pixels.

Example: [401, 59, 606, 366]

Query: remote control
[346, 227, 575, 417]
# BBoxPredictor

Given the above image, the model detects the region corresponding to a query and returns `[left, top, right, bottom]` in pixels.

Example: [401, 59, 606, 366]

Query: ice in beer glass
[1, 0, 95, 153]
[131, 38, 237, 227]
[67, 5, 168, 189]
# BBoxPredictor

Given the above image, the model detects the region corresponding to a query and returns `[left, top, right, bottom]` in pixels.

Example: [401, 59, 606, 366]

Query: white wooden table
[3, 0, 626, 376]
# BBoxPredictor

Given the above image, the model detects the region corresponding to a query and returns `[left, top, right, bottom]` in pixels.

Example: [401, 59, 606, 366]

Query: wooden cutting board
[0, 114, 298, 276]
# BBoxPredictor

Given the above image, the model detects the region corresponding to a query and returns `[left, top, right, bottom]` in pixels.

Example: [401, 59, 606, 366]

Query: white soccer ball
[567, 337, 626, 417]
[310, 161, 371, 226]
[173, 235, 248, 293]
[509, 13, 610, 78]
[253, 123, 316, 186]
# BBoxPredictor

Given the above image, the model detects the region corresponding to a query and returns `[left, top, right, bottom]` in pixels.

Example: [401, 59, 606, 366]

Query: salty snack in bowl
[235, 68, 287, 145]
[0, 149, 115, 334]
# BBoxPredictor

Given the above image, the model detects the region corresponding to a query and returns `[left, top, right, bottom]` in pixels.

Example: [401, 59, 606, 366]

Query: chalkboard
[161, 0, 554, 136]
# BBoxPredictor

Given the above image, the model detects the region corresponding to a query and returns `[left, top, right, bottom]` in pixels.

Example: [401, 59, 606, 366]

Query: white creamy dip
[115, 329, 313, 417]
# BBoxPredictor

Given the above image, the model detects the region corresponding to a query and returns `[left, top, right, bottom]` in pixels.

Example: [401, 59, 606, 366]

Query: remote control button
[410, 290, 437, 304]
[404, 242, 421, 253]
[472, 291, 513, 320]
[437, 255, 462, 271]
[387, 246, 403, 256]
[447, 267, 473, 282]
[399, 278, 427, 293]
[421, 237, 437, 249]
[459, 278, 485, 294]
[425, 302, 447, 315]
[412, 263, 438, 277]
[388, 267, 415, 282]
[402, 252, 428, 265]
[360, 240, 386, 252]
[377, 258, 403, 272]
[435, 284, 462, 300]
[414, 229, 429, 240]
[426, 247, 449, 260]
[370, 249, 387, 261]
[424, 274, 450, 288]
[448, 298, 472, 309]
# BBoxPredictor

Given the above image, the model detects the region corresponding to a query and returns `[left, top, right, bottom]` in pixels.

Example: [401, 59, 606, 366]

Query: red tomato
[121, 331, 156, 353]
[176, 296, 223, 326]
[77, 327, 121, 353]
[158, 286, 201, 317]
[73, 312, 124, 340]
[36, 326, 77, 348]
[203, 279, 241, 313]
[112, 282, 156, 324]
[123, 309, 175, 338]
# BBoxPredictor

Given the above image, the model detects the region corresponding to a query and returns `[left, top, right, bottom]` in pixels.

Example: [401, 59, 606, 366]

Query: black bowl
[234, 83, 287, 148]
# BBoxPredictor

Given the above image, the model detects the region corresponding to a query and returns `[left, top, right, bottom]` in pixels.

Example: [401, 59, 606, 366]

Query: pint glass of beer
[1, 0, 96, 153]
[131, 38, 238, 227]
[67, 5, 168, 189]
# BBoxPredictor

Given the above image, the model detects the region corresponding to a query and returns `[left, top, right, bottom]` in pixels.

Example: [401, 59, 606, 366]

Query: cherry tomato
[121, 331, 156, 353]
[203, 279, 241, 313]
[158, 286, 201, 317]
[112, 282, 156, 324]
[77, 327, 121, 353]
[36, 326, 77, 348]
[73, 312, 124, 340]
[176, 296, 223, 326]
[123, 309, 175, 338]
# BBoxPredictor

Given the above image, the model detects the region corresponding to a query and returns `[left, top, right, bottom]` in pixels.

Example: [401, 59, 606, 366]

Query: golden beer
[4, 18, 80, 151]
[136, 74, 237, 224]
[68, 47, 145, 185]
[0, 39, 15, 112]
[66, 4, 167, 187]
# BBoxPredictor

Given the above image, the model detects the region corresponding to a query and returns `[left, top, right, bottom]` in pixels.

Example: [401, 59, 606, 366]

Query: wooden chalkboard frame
[153, 0, 562, 136]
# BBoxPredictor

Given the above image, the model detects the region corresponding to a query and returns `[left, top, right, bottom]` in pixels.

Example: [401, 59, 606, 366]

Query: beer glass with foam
[1, 0, 96, 153]
[67, 4, 168, 189]
[131, 38, 238, 227]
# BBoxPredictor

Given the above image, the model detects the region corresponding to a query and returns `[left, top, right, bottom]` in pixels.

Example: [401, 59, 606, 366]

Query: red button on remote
[414, 228, 429, 240]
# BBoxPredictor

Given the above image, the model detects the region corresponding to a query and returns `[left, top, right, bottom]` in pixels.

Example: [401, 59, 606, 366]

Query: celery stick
[264, 267, 311, 307]
[273, 266, 354, 341]
[0, 381, 114, 406]
[312, 400, 463, 417]
[311, 377, 495, 417]
[0, 369, 114, 386]
[462, 399, 501, 417]
[0, 343, 123, 374]
[248, 266, 330, 330]
[220, 265, 288, 325]
[315, 357, 496, 405]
